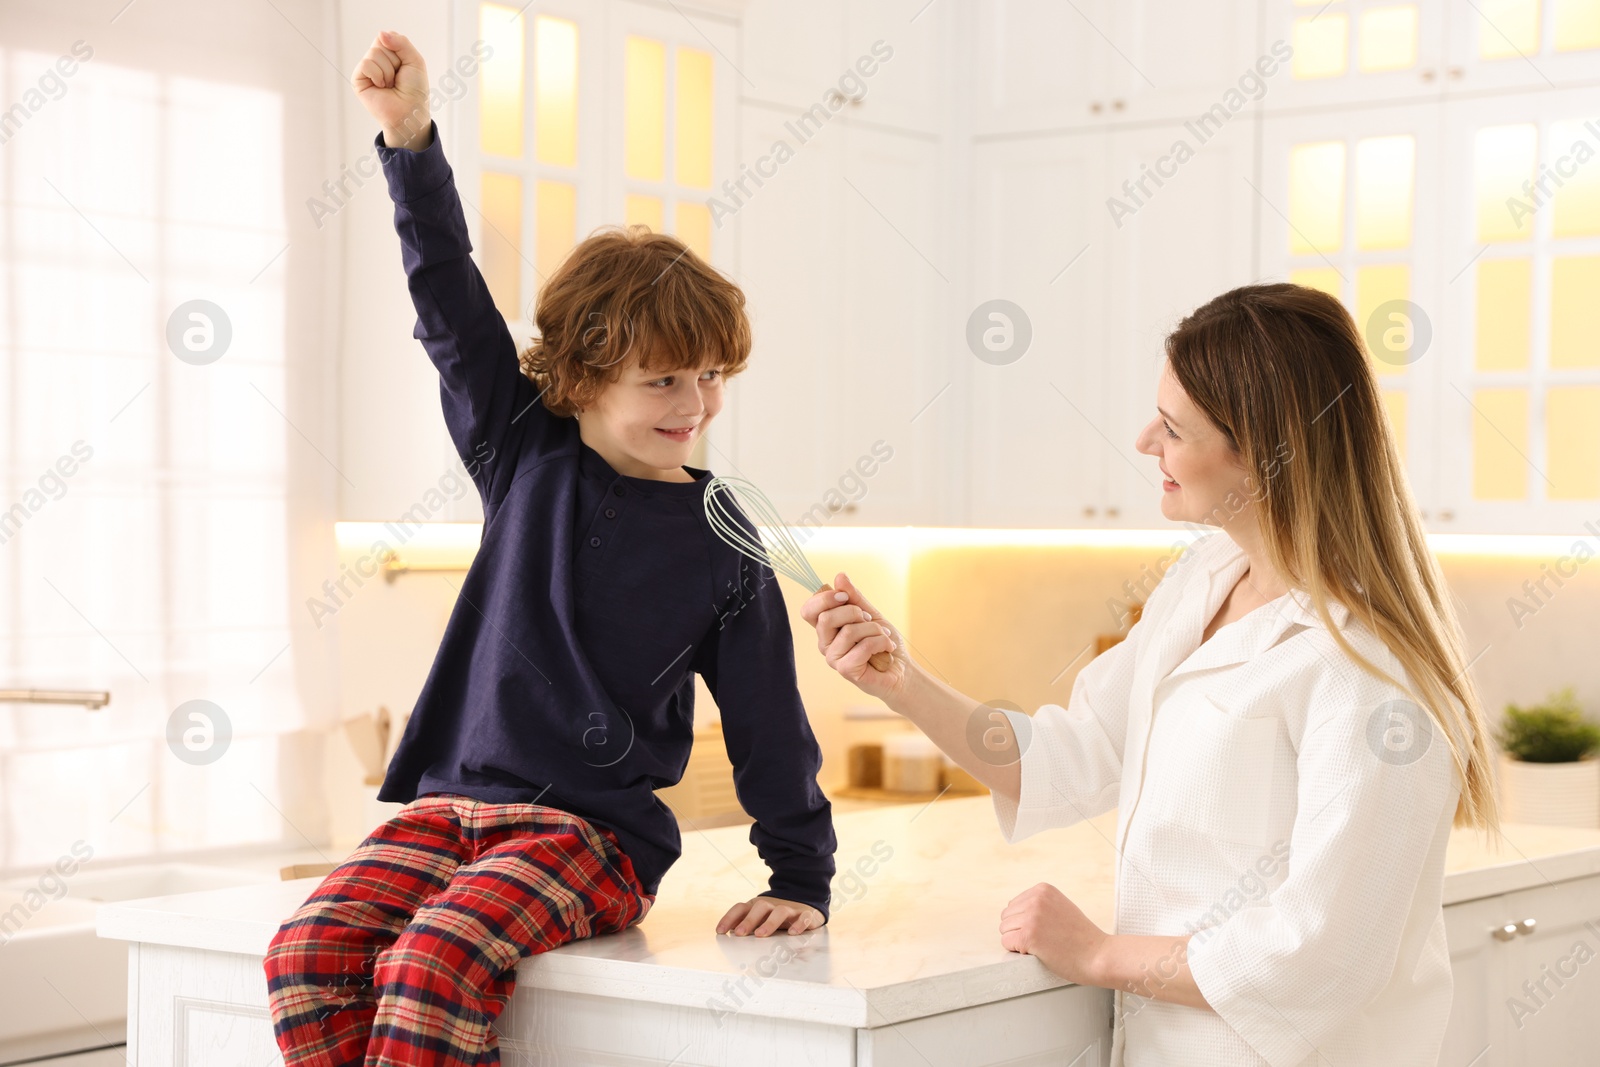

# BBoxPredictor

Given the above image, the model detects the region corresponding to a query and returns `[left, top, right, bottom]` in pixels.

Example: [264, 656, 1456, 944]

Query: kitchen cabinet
[342, 0, 1600, 533]
[1259, 0, 1451, 110]
[1101, 120, 1258, 529]
[1433, 88, 1600, 534]
[1257, 90, 1600, 534]
[1257, 101, 1449, 525]
[963, 117, 1255, 529]
[732, 0, 946, 134]
[728, 106, 953, 526]
[969, 0, 1261, 134]
[965, 131, 1109, 527]
[1441, 872, 1600, 1066]
[99, 801, 1600, 1066]
[1442, 0, 1600, 94]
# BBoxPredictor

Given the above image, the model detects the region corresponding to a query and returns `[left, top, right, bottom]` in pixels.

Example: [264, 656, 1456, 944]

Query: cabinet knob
[1518, 918, 1537, 936]
[1083, 506, 1097, 517]
[1493, 924, 1519, 941]
[1111, 99, 1126, 111]
[1089, 101, 1104, 114]
[1106, 507, 1119, 518]
[1438, 509, 1455, 522]
[842, 502, 858, 514]
[1448, 67, 1464, 79]
[1421, 68, 1436, 82]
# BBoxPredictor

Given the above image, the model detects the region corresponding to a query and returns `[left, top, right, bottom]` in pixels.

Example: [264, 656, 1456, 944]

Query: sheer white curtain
[0, 0, 343, 875]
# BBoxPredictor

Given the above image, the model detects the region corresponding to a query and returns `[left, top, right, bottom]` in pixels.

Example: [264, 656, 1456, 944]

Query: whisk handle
[817, 582, 894, 672]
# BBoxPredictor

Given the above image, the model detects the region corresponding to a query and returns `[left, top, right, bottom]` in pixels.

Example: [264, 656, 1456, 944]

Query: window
[0, 47, 328, 872]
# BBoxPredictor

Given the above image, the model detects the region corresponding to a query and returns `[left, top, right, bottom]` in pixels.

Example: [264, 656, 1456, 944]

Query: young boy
[264, 30, 836, 1066]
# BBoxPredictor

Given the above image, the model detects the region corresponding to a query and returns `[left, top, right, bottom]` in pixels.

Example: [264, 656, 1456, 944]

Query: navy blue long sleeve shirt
[373, 123, 836, 918]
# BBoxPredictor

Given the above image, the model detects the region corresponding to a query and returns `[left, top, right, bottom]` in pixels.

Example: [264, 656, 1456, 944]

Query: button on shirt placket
[589, 482, 625, 552]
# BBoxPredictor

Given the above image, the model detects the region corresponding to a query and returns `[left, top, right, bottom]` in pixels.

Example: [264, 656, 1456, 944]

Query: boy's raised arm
[355, 30, 558, 506]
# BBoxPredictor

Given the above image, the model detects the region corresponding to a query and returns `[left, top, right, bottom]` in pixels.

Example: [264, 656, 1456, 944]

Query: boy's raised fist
[351, 30, 432, 151]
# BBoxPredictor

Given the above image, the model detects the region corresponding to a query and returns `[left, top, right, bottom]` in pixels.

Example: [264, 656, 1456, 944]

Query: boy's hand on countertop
[801, 572, 908, 703]
[717, 895, 825, 937]
[351, 29, 433, 151]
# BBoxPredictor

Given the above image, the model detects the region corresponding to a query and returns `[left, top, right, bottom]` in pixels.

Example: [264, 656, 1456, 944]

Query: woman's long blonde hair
[1166, 283, 1499, 832]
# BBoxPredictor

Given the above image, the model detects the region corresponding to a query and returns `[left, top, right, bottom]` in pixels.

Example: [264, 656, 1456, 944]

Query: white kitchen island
[97, 796, 1600, 1066]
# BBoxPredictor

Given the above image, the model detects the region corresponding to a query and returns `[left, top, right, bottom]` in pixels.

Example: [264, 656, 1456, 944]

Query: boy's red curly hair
[518, 226, 751, 417]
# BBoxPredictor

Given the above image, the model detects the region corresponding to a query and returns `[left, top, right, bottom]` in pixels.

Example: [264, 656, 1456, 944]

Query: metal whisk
[703, 476, 893, 671]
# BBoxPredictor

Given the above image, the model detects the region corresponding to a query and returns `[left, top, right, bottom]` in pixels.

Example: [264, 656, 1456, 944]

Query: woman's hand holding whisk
[801, 572, 909, 702]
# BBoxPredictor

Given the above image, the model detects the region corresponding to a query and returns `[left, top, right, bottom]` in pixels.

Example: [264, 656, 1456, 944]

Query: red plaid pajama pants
[263, 794, 652, 1067]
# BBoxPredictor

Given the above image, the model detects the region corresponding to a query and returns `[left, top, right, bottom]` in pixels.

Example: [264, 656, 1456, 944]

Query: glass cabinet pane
[1292, 12, 1349, 79]
[625, 193, 663, 232]
[1382, 390, 1408, 458]
[675, 201, 712, 260]
[1471, 387, 1530, 499]
[1475, 124, 1537, 241]
[535, 16, 579, 167]
[480, 172, 523, 319]
[479, 3, 525, 159]
[535, 180, 576, 283]
[1550, 255, 1600, 367]
[1358, 264, 1411, 376]
[1359, 7, 1419, 71]
[1289, 141, 1346, 252]
[1475, 258, 1533, 371]
[675, 48, 714, 189]
[625, 36, 667, 181]
[1550, 118, 1600, 236]
[1546, 387, 1600, 496]
[1356, 135, 1415, 249]
[1555, 0, 1600, 49]
[1477, 0, 1542, 59]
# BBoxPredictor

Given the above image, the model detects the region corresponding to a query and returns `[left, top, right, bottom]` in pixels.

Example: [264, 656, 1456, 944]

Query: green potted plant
[1496, 688, 1600, 829]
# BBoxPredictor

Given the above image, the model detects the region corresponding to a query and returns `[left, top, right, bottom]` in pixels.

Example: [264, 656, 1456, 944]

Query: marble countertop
[96, 796, 1600, 1028]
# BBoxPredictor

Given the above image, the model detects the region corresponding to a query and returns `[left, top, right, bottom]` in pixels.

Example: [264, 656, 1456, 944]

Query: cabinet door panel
[971, 0, 1113, 134]
[968, 135, 1109, 527]
[1103, 120, 1257, 529]
[1499, 875, 1600, 1064]
[843, 0, 949, 135]
[739, 0, 847, 110]
[836, 124, 950, 525]
[726, 104, 847, 514]
[1443, 894, 1512, 1067]
[1109, 0, 1267, 123]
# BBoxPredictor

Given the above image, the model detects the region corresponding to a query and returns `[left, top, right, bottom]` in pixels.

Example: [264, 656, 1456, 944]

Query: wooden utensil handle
[818, 583, 894, 672]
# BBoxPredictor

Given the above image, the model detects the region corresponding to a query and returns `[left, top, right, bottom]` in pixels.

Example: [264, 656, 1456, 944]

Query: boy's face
[578, 350, 727, 479]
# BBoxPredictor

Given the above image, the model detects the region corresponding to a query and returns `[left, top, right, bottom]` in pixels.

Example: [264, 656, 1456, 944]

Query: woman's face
[1135, 362, 1251, 529]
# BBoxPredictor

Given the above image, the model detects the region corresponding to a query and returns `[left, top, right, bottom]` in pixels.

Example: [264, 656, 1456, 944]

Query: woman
[802, 284, 1500, 1066]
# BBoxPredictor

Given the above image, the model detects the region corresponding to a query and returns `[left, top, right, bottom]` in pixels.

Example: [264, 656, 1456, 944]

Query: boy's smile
[577, 354, 725, 480]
